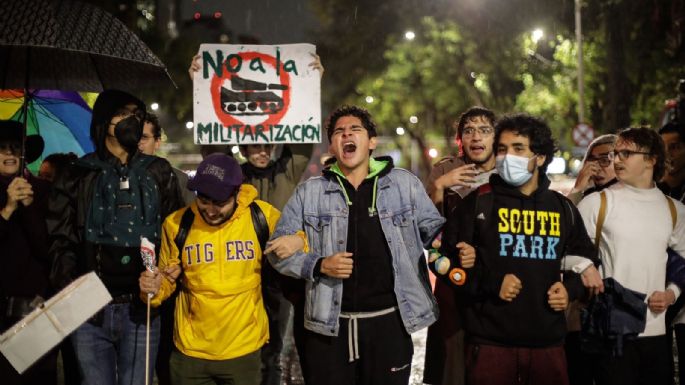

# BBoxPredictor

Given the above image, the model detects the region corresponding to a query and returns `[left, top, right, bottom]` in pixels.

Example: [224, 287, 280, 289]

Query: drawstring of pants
[339, 306, 397, 362]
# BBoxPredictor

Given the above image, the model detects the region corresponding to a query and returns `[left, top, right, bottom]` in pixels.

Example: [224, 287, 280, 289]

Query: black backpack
[81, 154, 161, 247]
[173, 201, 269, 259]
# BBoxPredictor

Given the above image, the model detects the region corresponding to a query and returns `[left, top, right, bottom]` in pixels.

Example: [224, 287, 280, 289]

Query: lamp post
[575, 0, 585, 124]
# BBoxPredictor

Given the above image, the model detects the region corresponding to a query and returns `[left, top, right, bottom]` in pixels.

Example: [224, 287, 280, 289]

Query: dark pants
[565, 331, 599, 385]
[675, 325, 685, 385]
[156, 297, 176, 385]
[261, 284, 292, 385]
[59, 339, 80, 385]
[595, 335, 671, 385]
[465, 343, 569, 385]
[423, 279, 465, 385]
[302, 310, 413, 385]
[170, 349, 261, 385]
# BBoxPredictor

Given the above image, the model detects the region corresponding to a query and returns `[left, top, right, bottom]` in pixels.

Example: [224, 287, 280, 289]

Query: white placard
[193, 43, 321, 145]
[0, 272, 112, 374]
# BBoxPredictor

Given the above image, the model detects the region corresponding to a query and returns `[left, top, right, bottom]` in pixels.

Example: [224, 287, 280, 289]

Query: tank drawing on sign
[221, 76, 288, 116]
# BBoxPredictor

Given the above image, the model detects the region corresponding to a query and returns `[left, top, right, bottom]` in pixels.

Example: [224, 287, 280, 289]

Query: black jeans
[595, 335, 671, 385]
[565, 331, 600, 385]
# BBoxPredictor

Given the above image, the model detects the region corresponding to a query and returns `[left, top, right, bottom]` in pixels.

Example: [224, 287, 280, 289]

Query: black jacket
[47, 152, 183, 295]
[435, 173, 597, 347]
[0, 173, 52, 299]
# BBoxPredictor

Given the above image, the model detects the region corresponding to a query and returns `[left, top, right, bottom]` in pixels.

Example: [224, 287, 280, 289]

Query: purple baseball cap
[187, 154, 243, 202]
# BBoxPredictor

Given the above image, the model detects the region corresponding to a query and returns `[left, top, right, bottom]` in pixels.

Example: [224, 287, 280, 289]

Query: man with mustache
[423, 107, 497, 385]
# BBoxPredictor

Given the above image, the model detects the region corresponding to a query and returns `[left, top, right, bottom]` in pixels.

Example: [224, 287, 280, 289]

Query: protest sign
[193, 43, 321, 145]
[0, 272, 111, 373]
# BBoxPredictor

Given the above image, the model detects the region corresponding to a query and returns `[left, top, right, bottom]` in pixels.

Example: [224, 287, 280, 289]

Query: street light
[396, 127, 405, 136]
[409, 116, 418, 124]
[428, 148, 438, 158]
[404, 31, 415, 41]
[185, 121, 194, 130]
[150, 102, 159, 111]
[532, 28, 544, 44]
[365, 96, 374, 104]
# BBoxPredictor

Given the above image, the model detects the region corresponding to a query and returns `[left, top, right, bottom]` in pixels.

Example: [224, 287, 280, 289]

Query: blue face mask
[496, 154, 535, 186]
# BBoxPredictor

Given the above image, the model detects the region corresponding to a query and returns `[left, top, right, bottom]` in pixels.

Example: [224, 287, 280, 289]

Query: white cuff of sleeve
[668, 283, 681, 303]
[563, 255, 594, 274]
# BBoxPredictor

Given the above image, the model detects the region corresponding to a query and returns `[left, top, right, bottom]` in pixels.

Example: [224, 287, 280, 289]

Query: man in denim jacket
[266, 105, 444, 385]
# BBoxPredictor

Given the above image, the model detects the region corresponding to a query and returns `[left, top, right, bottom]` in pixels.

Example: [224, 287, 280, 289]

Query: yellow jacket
[150, 184, 280, 360]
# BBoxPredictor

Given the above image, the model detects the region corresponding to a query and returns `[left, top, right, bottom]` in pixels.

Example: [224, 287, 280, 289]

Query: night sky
[179, 0, 320, 44]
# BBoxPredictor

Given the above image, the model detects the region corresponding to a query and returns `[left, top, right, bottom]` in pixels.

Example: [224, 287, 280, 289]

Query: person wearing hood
[138, 154, 282, 385]
[189, 55, 323, 385]
[0, 120, 56, 384]
[266, 105, 444, 385]
[47, 90, 184, 385]
[431, 114, 599, 385]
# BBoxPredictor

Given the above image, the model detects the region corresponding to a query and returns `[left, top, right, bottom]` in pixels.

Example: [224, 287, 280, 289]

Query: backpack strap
[249, 202, 269, 252]
[595, 191, 608, 248]
[174, 207, 195, 264]
[667, 196, 677, 231]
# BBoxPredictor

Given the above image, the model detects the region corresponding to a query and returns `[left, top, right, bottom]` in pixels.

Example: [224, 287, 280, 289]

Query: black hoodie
[320, 156, 398, 312]
[435, 173, 597, 347]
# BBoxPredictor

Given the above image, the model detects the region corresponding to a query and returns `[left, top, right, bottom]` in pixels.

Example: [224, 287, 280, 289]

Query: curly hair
[145, 112, 162, 139]
[618, 127, 667, 182]
[494, 114, 557, 173]
[324, 105, 378, 142]
[454, 106, 496, 139]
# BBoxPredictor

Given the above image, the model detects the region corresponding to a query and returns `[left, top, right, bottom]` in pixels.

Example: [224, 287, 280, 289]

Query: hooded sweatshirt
[321, 156, 397, 312]
[241, 144, 312, 210]
[48, 90, 183, 294]
[436, 173, 596, 347]
[150, 184, 280, 360]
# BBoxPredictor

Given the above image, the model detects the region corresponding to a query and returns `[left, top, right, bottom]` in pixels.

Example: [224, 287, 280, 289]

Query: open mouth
[469, 145, 486, 155]
[342, 142, 357, 154]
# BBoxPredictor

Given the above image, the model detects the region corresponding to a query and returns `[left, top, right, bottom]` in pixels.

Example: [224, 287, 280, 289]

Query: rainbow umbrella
[0, 89, 94, 172]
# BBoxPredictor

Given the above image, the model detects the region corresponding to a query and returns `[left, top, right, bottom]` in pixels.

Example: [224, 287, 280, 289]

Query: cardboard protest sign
[193, 43, 321, 145]
[0, 272, 112, 373]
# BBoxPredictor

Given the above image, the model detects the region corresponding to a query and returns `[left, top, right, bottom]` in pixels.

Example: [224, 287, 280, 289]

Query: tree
[354, 17, 525, 177]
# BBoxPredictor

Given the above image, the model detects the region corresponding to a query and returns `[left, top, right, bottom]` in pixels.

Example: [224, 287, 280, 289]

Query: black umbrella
[0, 0, 175, 169]
[0, 0, 174, 92]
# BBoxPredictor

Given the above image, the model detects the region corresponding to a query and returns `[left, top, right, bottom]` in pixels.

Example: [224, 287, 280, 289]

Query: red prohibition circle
[210, 51, 291, 132]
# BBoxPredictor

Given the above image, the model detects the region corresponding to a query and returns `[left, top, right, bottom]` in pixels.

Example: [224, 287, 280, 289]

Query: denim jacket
[268, 161, 445, 336]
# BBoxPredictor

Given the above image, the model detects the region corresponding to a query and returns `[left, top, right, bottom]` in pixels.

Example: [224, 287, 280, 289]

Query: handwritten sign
[193, 43, 321, 145]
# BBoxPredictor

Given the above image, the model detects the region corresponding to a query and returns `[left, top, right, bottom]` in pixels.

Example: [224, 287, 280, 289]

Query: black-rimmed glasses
[608, 150, 651, 161]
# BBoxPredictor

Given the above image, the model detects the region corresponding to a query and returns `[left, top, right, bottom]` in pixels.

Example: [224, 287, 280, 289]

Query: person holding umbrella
[0, 120, 57, 384]
[47, 90, 183, 385]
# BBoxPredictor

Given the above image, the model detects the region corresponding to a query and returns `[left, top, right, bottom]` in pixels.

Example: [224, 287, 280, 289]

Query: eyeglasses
[608, 150, 651, 161]
[462, 126, 494, 137]
[0, 142, 21, 155]
[587, 155, 612, 167]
